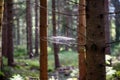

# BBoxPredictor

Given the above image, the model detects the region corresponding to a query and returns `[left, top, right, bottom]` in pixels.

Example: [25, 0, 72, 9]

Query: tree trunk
[86, 0, 106, 80]
[16, 18, 20, 45]
[52, 0, 60, 69]
[0, 0, 4, 69]
[6, 0, 14, 66]
[56, 0, 60, 35]
[78, 0, 86, 80]
[34, 0, 39, 56]
[40, 0, 48, 80]
[2, 1, 7, 57]
[64, 0, 69, 51]
[26, 0, 33, 58]
[105, 0, 111, 54]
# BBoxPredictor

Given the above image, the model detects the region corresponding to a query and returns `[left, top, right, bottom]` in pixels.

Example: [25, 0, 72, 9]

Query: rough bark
[6, 0, 14, 66]
[26, 0, 33, 58]
[86, 0, 106, 80]
[40, 0, 48, 79]
[52, 0, 60, 69]
[78, 0, 86, 80]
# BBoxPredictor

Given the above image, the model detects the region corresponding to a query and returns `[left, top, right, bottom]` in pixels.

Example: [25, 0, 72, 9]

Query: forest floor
[1, 49, 79, 80]
[1, 46, 120, 80]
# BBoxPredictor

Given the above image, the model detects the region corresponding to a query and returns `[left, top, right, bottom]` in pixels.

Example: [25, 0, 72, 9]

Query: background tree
[6, 0, 14, 66]
[52, 0, 60, 69]
[26, 0, 33, 58]
[13, 0, 26, 46]
[16, 18, 20, 45]
[86, 0, 106, 80]
[2, 1, 7, 57]
[34, 0, 39, 56]
[111, 0, 120, 41]
[0, 0, 4, 69]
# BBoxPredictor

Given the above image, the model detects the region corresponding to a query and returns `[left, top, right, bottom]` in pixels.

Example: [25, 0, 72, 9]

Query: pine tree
[40, 0, 48, 79]
[86, 0, 106, 80]
[0, 0, 4, 69]
[26, 0, 33, 58]
[78, 0, 86, 79]
[34, 0, 39, 56]
[52, 0, 60, 69]
[6, 0, 14, 66]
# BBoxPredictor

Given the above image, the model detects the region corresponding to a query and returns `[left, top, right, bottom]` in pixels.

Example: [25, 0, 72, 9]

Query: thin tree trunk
[0, 0, 4, 69]
[52, 0, 60, 69]
[2, 2, 7, 57]
[6, 0, 14, 66]
[40, 0, 48, 79]
[78, 0, 86, 80]
[16, 18, 20, 45]
[56, 0, 61, 35]
[64, 0, 69, 51]
[86, 0, 106, 80]
[34, 0, 39, 56]
[26, 0, 33, 58]
[105, 0, 111, 54]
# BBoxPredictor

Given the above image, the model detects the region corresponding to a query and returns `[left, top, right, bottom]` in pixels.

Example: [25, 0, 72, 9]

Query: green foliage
[2, 57, 8, 65]
[14, 45, 27, 58]
[0, 71, 4, 76]
[106, 55, 112, 66]
[59, 51, 78, 66]
[10, 74, 24, 80]
[14, 58, 39, 77]
[106, 67, 116, 80]
[1, 66, 15, 79]
[111, 43, 120, 56]
[48, 47, 53, 55]
[113, 63, 120, 71]
[113, 71, 120, 79]
[48, 51, 78, 72]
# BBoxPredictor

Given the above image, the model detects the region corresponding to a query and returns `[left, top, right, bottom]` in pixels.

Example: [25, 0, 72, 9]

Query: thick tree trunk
[86, 0, 106, 80]
[34, 0, 39, 56]
[78, 0, 86, 80]
[0, 0, 4, 69]
[6, 0, 14, 66]
[26, 0, 33, 58]
[52, 0, 60, 69]
[40, 0, 48, 80]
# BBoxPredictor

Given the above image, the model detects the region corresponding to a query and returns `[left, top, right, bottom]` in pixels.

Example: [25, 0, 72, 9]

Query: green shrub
[59, 51, 78, 66]
[113, 71, 120, 79]
[0, 71, 4, 76]
[10, 74, 24, 80]
[14, 45, 27, 57]
[113, 63, 120, 71]
[106, 67, 116, 80]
